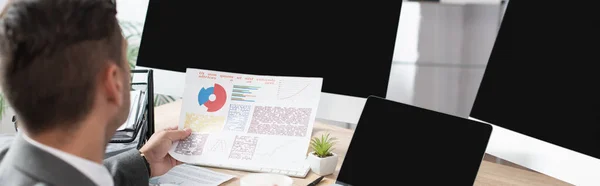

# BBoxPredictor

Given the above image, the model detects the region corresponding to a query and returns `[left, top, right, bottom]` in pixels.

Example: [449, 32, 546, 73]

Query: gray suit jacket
[0, 134, 149, 186]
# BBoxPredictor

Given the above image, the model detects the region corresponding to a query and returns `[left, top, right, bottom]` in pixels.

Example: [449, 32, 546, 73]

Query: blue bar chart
[231, 85, 260, 102]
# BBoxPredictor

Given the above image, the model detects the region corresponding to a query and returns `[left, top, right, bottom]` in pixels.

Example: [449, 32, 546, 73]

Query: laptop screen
[335, 96, 492, 185]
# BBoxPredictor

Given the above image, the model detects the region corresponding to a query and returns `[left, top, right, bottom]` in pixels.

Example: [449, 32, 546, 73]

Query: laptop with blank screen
[333, 96, 492, 185]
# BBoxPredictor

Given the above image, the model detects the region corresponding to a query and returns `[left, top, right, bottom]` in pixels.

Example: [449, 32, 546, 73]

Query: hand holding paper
[140, 126, 192, 177]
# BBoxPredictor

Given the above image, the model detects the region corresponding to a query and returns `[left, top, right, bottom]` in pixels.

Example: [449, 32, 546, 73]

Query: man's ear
[101, 63, 125, 106]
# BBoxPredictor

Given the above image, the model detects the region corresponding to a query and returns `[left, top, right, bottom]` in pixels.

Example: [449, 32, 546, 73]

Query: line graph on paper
[253, 139, 308, 166]
[277, 79, 312, 100]
[254, 139, 294, 158]
[208, 139, 227, 153]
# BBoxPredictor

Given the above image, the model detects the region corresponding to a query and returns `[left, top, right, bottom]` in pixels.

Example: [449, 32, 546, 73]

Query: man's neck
[26, 124, 108, 164]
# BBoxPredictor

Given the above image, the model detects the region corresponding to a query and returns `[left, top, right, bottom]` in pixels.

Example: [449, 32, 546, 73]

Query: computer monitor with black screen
[133, 0, 403, 124]
[334, 96, 492, 185]
[468, 0, 600, 185]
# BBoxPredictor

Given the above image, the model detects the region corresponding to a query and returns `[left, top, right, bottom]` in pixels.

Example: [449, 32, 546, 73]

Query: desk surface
[154, 100, 572, 186]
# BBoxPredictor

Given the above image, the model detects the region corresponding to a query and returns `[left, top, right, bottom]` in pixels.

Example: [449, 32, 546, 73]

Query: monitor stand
[468, 117, 600, 185]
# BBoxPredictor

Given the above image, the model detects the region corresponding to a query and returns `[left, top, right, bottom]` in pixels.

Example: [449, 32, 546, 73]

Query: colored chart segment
[184, 112, 225, 133]
[198, 83, 227, 112]
[231, 85, 260, 102]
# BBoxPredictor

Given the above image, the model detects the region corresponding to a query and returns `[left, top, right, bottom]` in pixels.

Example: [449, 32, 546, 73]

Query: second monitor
[469, 0, 600, 185]
[135, 0, 404, 124]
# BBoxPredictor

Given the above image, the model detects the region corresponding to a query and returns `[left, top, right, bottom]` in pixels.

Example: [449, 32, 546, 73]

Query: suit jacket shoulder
[0, 134, 149, 186]
[0, 154, 39, 186]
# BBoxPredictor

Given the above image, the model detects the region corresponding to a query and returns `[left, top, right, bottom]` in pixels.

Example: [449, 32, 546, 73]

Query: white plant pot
[306, 151, 338, 176]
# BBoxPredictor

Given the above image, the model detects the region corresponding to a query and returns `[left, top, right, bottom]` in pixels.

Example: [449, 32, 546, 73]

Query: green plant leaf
[310, 132, 337, 158]
[119, 20, 144, 69]
[154, 94, 179, 107]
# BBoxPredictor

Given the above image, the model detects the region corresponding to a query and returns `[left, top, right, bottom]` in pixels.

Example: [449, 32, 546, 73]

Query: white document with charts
[169, 68, 322, 177]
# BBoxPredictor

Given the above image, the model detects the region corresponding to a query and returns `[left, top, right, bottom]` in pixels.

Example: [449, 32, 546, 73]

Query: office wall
[116, 0, 149, 23]
[387, 2, 502, 118]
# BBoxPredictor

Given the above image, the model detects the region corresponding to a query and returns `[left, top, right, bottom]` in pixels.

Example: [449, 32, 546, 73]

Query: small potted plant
[307, 133, 338, 176]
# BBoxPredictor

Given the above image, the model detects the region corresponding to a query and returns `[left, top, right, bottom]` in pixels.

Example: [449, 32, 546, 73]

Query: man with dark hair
[0, 0, 192, 185]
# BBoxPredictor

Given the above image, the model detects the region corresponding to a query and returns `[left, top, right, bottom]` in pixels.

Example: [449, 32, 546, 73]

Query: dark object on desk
[110, 69, 155, 144]
[307, 176, 324, 186]
[12, 115, 17, 132]
[105, 69, 155, 158]
[335, 96, 492, 186]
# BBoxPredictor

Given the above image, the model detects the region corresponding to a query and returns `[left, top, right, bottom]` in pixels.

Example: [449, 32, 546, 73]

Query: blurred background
[0, 0, 508, 132]
[337, 0, 506, 129]
[389, 0, 504, 119]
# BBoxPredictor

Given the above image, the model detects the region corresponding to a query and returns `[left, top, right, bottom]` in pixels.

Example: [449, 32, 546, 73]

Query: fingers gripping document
[168, 68, 323, 178]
